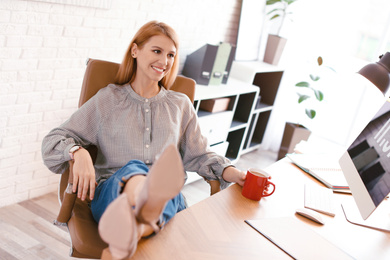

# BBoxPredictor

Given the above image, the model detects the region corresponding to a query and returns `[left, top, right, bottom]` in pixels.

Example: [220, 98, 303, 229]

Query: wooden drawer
[198, 111, 233, 145]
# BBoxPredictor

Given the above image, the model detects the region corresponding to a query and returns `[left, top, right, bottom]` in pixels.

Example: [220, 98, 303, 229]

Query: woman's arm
[41, 87, 113, 198]
[179, 98, 245, 189]
[41, 85, 118, 173]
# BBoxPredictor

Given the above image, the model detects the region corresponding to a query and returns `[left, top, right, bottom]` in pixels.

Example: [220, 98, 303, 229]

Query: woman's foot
[98, 193, 138, 260]
[135, 144, 185, 233]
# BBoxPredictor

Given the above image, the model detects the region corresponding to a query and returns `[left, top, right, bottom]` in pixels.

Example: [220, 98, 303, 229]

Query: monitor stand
[341, 198, 390, 232]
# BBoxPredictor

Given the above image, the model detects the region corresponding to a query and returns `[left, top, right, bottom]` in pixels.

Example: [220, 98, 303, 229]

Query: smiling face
[132, 34, 177, 85]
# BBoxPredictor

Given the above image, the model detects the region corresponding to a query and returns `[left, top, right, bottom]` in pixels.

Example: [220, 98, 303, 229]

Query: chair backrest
[79, 58, 195, 107]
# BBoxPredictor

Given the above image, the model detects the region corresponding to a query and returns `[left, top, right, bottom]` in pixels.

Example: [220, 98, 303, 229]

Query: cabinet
[229, 61, 284, 155]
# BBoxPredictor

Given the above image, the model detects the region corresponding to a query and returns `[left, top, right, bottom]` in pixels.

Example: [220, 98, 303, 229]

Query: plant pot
[263, 34, 287, 66]
[277, 122, 311, 160]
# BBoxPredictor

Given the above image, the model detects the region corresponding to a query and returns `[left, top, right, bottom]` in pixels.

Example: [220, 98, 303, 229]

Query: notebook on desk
[287, 153, 349, 191]
[245, 217, 353, 260]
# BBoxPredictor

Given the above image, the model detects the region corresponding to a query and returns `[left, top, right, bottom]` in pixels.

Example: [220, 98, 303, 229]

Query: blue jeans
[90, 160, 186, 225]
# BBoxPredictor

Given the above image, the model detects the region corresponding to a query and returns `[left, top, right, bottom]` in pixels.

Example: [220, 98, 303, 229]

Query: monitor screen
[339, 99, 390, 220]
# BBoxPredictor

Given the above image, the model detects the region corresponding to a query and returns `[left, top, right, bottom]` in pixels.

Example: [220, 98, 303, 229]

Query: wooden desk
[110, 159, 390, 259]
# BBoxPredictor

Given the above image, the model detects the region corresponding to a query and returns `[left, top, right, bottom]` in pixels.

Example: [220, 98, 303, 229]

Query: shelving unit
[229, 61, 284, 154]
[193, 78, 259, 163]
[185, 61, 284, 184]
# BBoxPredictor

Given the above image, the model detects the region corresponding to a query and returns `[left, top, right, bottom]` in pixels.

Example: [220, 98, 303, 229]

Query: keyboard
[304, 184, 336, 216]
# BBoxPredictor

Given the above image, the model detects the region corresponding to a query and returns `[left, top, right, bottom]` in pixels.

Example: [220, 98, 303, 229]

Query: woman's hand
[72, 148, 96, 201]
[222, 166, 246, 187]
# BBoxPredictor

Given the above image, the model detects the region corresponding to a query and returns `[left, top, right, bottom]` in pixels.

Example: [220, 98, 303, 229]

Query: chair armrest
[55, 183, 77, 225]
[206, 179, 221, 195]
[54, 161, 76, 226]
[54, 145, 97, 226]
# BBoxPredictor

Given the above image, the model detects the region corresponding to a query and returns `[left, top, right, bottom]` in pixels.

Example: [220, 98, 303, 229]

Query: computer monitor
[339, 99, 390, 231]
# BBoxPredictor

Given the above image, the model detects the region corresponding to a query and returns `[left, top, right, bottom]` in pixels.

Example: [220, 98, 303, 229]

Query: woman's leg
[90, 159, 148, 223]
[98, 144, 186, 259]
[133, 144, 186, 233]
[91, 162, 186, 232]
[161, 192, 186, 225]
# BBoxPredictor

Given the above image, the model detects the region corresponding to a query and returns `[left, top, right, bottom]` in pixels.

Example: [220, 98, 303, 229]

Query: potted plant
[295, 56, 326, 121]
[278, 56, 334, 159]
[263, 0, 298, 65]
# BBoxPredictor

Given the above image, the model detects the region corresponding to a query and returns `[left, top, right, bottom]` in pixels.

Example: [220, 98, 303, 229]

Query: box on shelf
[200, 98, 230, 113]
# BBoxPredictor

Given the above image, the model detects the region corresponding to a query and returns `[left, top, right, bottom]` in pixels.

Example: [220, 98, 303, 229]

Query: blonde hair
[115, 21, 180, 89]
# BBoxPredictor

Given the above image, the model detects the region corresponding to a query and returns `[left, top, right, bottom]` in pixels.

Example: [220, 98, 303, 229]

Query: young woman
[42, 21, 246, 259]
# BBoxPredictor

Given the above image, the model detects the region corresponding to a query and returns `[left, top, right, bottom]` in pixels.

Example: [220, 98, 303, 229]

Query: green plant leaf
[298, 94, 310, 103]
[295, 81, 310, 87]
[267, 0, 296, 5]
[326, 65, 336, 72]
[267, 9, 276, 15]
[310, 74, 320, 81]
[267, 8, 282, 15]
[305, 109, 316, 119]
[269, 14, 280, 20]
[314, 90, 324, 101]
[266, 0, 282, 5]
[286, 0, 298, 4]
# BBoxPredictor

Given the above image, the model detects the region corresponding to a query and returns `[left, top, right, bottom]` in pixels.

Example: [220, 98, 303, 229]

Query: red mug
[242, 168, 275, 201]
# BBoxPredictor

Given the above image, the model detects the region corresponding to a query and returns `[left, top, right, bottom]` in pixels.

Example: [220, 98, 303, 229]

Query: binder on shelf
[182, 42, 236, 86]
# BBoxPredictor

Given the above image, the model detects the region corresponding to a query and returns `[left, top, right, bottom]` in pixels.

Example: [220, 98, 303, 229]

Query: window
[354, 0, 390, 61]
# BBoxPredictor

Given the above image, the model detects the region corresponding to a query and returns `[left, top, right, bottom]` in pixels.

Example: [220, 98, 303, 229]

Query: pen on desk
[332, 189, 389, 199]
[332, 189, 351, 195]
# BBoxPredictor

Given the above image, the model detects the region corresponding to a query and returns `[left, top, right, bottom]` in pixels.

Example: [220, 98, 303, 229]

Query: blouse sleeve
[41, 85, 113, 174]
[179, 99, 233, 190]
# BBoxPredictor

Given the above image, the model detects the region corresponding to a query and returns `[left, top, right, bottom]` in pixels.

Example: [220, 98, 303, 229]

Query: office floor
[0, 148, 277, 260]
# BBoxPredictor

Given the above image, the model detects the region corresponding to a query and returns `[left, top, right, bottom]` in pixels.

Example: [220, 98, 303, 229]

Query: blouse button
[145, 160, 150, 164]
[146, 127, 150, 131]
[145, 99, 149, 103]
[145, 144, 150, 148]
[145, 109, 149, 113]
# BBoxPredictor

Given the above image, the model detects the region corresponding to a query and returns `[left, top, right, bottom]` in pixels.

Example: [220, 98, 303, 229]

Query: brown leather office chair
[54, 58, 221, 259]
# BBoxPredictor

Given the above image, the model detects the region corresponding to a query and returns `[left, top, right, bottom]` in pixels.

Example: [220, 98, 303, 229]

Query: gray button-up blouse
[41, 84, 232, 189]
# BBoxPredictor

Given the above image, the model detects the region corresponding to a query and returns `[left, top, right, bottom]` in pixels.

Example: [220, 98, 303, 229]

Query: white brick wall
[0, 0, 242, 207]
